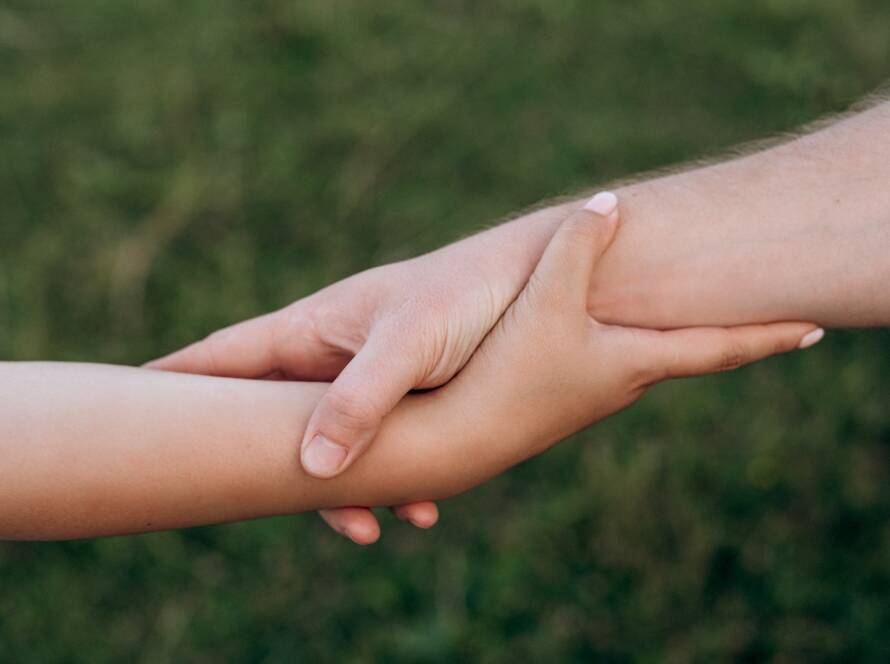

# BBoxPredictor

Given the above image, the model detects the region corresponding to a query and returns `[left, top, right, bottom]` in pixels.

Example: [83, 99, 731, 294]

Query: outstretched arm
[0, 362, 454, 540]
[0, 200, 821, 541]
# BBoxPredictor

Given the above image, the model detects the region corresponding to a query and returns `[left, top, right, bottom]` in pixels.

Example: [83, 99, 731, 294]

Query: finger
[145, 311, 284, 377]
[146, 303, 348, 380]
[319, 507, 381, 545]
[646, 322, 823, 381]
[301, 328, 423, 479]
[392, 501, 440, 529]
[531, 192, 621, 309]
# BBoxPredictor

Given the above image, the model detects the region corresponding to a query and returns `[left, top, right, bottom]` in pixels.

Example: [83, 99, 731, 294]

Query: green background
[2, 1, 890, 661]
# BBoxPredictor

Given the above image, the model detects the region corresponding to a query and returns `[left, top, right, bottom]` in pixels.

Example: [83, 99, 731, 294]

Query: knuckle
[561, 217, 600, 245]
[629, 335, 666, 385]
[323, 387, 381, 432]
[319, 509, 355, 537]
[773, 332, 795, 355]
[277, 299, 323, 348]
[605, 328, 641, 374]
[319, 509, 343, 526]
[718, 343, 747, 372]
[201, 329, 228, 375]
[648, 347, 677, 384]
[629, 361, 658, 389]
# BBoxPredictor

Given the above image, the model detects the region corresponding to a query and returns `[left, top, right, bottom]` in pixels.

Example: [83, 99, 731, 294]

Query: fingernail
[798, 328, 825, 349]
[302, 434, 348, 477]
[584, 191, 618, 216]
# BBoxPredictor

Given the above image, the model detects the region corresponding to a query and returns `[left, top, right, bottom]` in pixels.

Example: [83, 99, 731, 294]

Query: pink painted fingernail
[798, 328, 825, 349]
[584, 191, 618, 216]
[302, 434, 348, 477]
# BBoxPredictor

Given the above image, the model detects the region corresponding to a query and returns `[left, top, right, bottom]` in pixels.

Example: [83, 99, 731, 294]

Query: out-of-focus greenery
[2, 1, 890, 661]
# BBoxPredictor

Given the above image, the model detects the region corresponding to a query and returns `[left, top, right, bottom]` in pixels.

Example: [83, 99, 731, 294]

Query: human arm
[0, 200, 820, 541]
[149, 99, 889, 540]
[0, 361, 451, 540]
[534, 100, 890, 328]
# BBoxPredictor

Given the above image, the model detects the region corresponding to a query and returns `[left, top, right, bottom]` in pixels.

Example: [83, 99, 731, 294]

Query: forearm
[497, 100, 890, 328]
[592, 100, 890, 328]
[0, 363, 488, 540]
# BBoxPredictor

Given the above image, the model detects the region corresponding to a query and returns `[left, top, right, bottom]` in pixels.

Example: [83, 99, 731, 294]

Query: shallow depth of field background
[2, 1, 890, 661]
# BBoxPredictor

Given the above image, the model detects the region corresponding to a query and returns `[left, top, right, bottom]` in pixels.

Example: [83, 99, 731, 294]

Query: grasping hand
[148, 190, 824, 543]
[145, 202, 569, 542]
[430, 194, 825, 485]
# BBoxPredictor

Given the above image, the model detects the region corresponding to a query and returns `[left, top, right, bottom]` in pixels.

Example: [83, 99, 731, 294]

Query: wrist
[585, 177, 778, 329]
[435, 202, 571, 306]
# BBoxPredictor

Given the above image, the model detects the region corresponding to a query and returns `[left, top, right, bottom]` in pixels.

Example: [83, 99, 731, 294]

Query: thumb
[301, 329, 422, 478]
[531, 192, 621, 309]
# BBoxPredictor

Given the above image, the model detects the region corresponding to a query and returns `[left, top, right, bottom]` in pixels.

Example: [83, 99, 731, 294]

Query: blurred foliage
[2, 0, 890, 661]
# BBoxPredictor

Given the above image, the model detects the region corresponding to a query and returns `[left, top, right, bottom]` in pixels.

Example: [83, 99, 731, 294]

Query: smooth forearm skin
[0, 363, 501, 540]
[594, 102, 890, 328]
[495, 100, 890, 329]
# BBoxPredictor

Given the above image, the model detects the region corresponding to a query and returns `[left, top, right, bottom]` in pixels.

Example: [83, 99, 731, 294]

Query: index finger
[145, 311, 285, 377]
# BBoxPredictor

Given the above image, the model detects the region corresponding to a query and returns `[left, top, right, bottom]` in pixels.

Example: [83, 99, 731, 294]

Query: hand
[146, 212, 551, 542]
[426, 194, 824, 483]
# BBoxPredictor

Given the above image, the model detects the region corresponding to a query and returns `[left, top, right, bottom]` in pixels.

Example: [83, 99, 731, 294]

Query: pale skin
[0, 201, 819, 541]
[150, 96, 890, 543]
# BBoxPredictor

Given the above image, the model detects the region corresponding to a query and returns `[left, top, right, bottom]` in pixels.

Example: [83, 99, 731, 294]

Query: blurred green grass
[2, 1, 890, 661]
